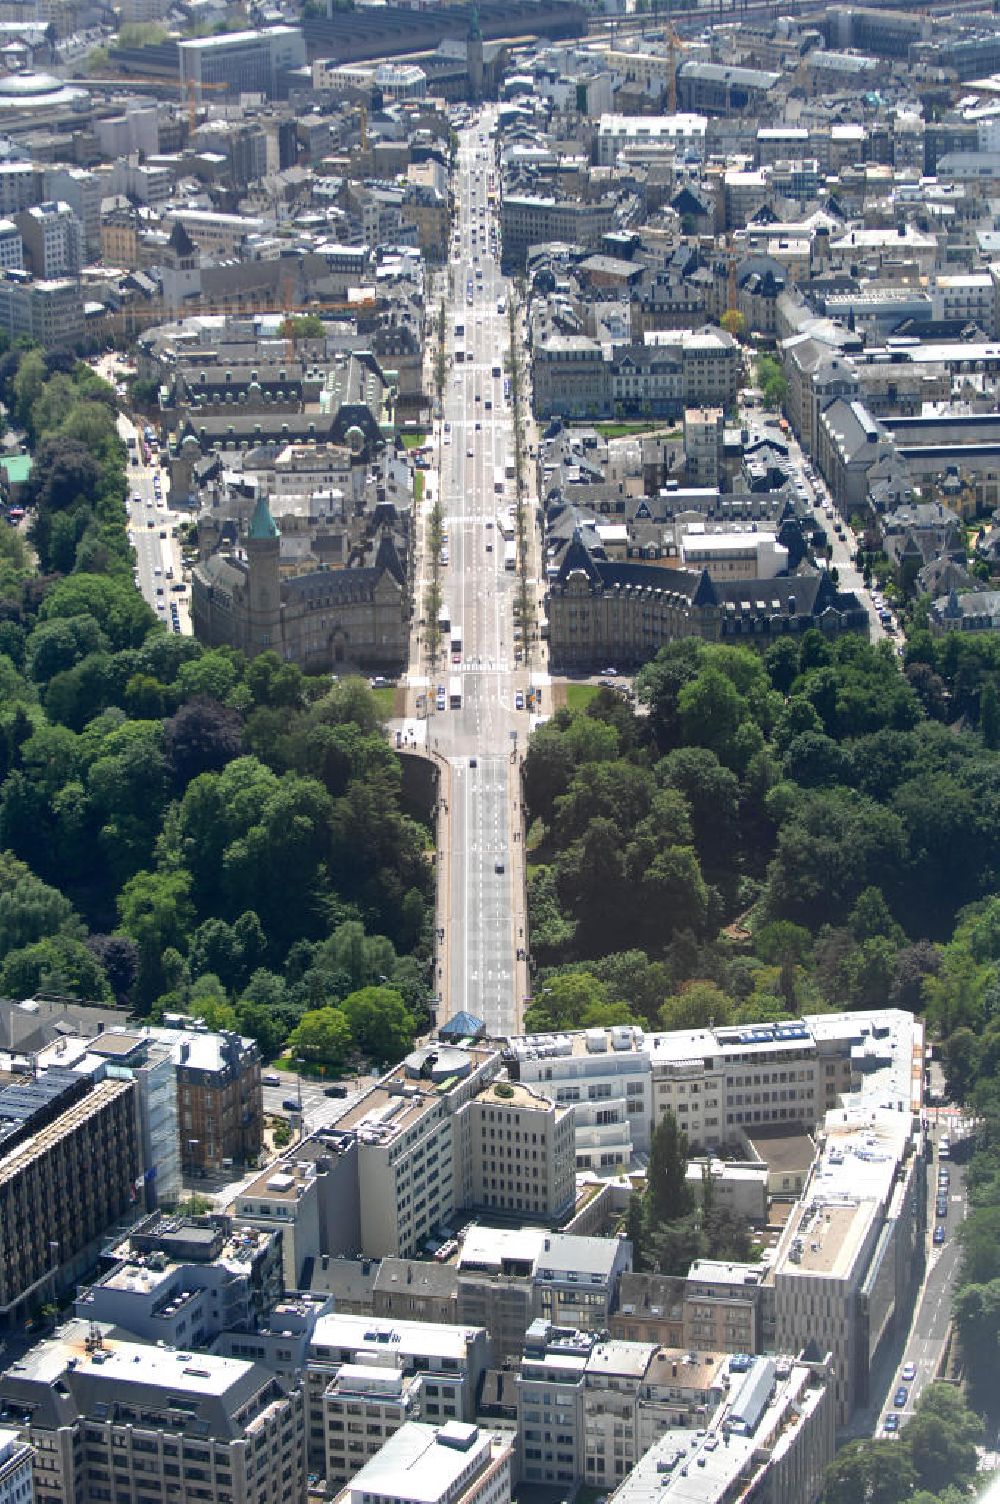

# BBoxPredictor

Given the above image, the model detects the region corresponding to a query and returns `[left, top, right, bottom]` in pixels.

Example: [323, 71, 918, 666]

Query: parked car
[934, 1224, 946, 1244]
[884, 1414, 900, 1433]
[893, 1387, 908, 1408]
[901, 1363, 916, 1382]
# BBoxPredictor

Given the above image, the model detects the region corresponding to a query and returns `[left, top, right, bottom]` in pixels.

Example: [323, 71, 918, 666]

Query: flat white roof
[311, 1313, 478, 1362]
[345, 1422, 495, 1504]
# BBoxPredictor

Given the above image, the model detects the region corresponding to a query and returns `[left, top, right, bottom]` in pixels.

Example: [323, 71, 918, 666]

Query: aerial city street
[0, 7, 997, 1504]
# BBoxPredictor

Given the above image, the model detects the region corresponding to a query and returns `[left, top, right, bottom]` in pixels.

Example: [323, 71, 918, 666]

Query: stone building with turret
[191, 494, 409, 671]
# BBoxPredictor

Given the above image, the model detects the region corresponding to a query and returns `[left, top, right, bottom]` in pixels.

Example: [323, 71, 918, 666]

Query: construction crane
[666, 23, 688, 114]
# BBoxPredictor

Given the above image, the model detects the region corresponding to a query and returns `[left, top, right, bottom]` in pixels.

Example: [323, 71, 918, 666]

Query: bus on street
[504, 541, 517, 572]
[449, 675, 462, 709]
[450, 625, 462, 662]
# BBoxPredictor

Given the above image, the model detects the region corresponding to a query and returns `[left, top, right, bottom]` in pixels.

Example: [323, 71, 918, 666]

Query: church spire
[249, 494, 280, 540]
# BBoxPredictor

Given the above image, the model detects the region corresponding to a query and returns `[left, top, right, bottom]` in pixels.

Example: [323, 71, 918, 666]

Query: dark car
[934, 1224, 945, 1244]
[282, 1098, 301, 1114]
[936, 1198, 948, 1218]
[893, 1387, 908, 1408]
[324, 1084, 349, 1098]
[884, 1414, 900, 1434]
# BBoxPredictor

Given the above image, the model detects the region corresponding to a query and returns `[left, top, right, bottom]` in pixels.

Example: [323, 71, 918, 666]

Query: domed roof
[0, 70, 89, 107]
[404, 1044, 472, 1084]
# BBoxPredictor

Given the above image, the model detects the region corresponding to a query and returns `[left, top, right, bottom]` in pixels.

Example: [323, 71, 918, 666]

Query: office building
[0, 273, 83, 347]
[768, 1105, 925, 1426]
[0, 1071, 141, 1328]
[507, 1025, 653, 1163]
[334, 1423, 512, 1504]
[41, 169, 100, 259]
[74, 1213, 283, 1346]
[606, 1353, 834, 1504]
[0, 223, 21, 272]
[234, 1161, 321, 1292]
[597, 113, 707, 165]
[0, 1431, 31, 1504]
[455, 1227, 631, 1360]
[319, 1044, 501, 1259]
[15, 202, 80, 279]
[323, 1365, 423, 1490]
[0, 165, 35, 219]
[0, 1321, 307, 1504]
[516, 1321, 728, 1490]
[305, 1313, 490, 1473]
[465, 1079, 575, 1220]
[178, 27, 306, 101]
[43, 1031, 182, 1209]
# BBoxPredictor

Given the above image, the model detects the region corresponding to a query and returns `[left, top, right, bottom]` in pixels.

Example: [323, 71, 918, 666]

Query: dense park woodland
[523, 630, 1000, 1423]
[0, 345, 434, 1069]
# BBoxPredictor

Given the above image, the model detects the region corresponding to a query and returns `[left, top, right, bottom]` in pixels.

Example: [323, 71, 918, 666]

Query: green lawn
[565, 683, 600, 711]
[401, 430, 428, 449]
[414, 471, 425, 504]
[371, 686, 396, 719]
[595, 422, 682, 440]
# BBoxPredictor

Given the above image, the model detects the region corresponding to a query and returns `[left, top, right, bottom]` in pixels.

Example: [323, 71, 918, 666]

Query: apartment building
[611, 1263, 765, 1353]
[305, 1313, 490, 1474]
[465, 1080, 576, 1220]
[681, 1260, 765, 1354]
[158, 1027, 262, 1177]
[74, 1213, 283, 1347]
[0, 1322, 307, 1504]
[683, 407, 724, 486]
[516, 1323, 589, 1487]
[334, 1422, 513, 1504]
[607, 1353, 835, 1504]
[0, 1431, 32, 1504]
[0, 1071, 141, 1328]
